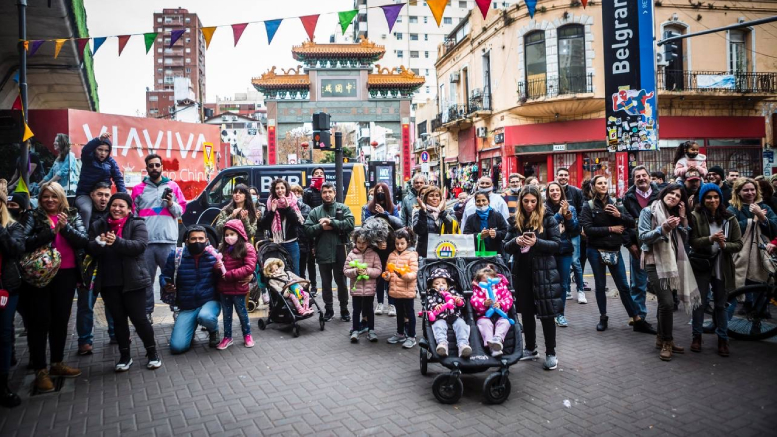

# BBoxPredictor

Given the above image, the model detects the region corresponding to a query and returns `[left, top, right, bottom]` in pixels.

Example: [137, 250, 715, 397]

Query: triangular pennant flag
[117, 35, 131, 56]
[27, 40, 45, 57]
[92, 37, 106, 55]
[11, 95, 22, 111]
[475, 0, 491, 19]
[23, 41, 29, 51]
[338, 10, 358, 35]
[428, 0, 447, 27]
[525, 0, 537, 18]
[265, 19, 282, 45]
[76, 38, 90, 58]
[202, 27, 217, 49]
[143, 32, 158, 54]
[232, 23, 248, 47]
[15, 175, 29, 194]
[169, 29, 185, 48]
[581, 0, 588, 7]
[54, 39, 66, 59]
[299, 15, 319, 41]
[380, 4, 405, 33]
[22, 123, 34, 142]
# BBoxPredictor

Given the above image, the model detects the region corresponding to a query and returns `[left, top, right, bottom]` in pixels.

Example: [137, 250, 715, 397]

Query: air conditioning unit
[450, 72, 460, 83]
[476, 127, 487, 138]
[381, 34, 387, 39]
[231, 116, 238, 122]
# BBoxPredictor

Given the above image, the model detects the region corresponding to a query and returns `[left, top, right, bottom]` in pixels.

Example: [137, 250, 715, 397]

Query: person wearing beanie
[6, 191, 30, 221]
[706, 166, 732, 205]
[86, 192, 160, 372]
[74, 132, 126, 228]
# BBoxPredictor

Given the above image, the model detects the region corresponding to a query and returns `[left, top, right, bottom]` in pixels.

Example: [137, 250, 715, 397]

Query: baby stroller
[254, 240, 325, 337]
[417, 256, 523, 405]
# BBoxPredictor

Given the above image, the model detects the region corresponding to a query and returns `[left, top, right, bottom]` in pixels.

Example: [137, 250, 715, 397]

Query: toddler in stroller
[264, 258, 314, 316]
[471, 267, 514, 357]
[422, 268, 471, 358]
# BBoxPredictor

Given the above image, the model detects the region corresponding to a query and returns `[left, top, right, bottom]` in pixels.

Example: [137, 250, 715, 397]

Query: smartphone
[522, 231, 534, 238]
[162, 187, 172, 200]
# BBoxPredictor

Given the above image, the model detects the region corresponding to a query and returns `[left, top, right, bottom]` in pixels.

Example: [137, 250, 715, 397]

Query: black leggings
[352, 296, 375, 332]
[101, 286, 156, 351]
[518, 281, 556, 356]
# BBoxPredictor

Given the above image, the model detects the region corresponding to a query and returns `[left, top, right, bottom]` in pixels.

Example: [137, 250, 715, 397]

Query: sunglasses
[147, 163, 162, 168]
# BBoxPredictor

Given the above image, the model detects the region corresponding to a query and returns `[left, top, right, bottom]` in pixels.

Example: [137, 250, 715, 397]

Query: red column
[546, 154, 554, 183]
[267, 126, 277, 165]
[575, 152, 584, 187]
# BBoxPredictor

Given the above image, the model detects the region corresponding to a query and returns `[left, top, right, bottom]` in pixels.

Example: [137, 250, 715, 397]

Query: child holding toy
[215, 219, 257, 350]
[471, 267, 514, 357]
[264, 258, 314, 316]
[423, 268, 471, 358]
[343, 228, 383, 343]
[384, 228, 419, 349]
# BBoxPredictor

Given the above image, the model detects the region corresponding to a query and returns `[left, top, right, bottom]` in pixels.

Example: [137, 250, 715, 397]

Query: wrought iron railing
[442, 104, 468, 123]
[658, 70, 777, 93]
[431, 115, 443, 131]
[468, 88, 492, 113]
[518, 73, 594, 100]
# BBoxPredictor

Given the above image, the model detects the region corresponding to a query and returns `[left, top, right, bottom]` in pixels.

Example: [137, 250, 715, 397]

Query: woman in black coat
[87, 193, 158, 373]
[412, 186, 455, 257]
[463, 191, 508, 254]
[503, 185, 562, 371]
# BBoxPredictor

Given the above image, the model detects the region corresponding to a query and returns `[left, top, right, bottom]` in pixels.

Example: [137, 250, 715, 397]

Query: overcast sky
[84, 0, 359, 116]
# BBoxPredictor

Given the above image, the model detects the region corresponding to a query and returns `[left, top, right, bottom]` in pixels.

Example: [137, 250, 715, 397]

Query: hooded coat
[218, 219, 257, 295]
[343, 246, 382, 297]
[75, 137, 126, 197]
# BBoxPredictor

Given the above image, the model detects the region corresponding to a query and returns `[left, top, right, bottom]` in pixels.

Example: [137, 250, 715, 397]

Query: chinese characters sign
[320, 79, 358, 98]
[402, 123, 411, 180]
[267, 126, 277, 165]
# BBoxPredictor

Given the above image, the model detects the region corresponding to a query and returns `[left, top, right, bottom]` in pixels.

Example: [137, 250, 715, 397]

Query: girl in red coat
[215, 219, 257, 350]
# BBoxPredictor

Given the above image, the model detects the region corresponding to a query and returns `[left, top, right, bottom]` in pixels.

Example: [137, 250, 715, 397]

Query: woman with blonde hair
[412, 185, 455, 257]
[19, 181, 88, 393]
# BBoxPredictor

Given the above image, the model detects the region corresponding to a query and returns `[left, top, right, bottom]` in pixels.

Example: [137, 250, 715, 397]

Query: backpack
[160, 247, 184, 305]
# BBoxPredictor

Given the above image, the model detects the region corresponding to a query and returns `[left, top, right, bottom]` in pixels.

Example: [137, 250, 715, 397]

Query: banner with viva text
[602, 0, 658, 152]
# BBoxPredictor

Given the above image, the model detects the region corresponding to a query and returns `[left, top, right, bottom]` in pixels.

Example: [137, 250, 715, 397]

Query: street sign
[552, 144, 566, 151]
[421, 163, 430, 173]
[420, 151, 429, 162]
[203, 142, 214, 166]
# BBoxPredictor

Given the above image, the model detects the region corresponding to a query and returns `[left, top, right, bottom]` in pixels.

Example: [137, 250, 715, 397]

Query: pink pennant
[76, 38, 90, 58]
[581, 0, 588, 7]
[475, 0, 491, 19]
[299, 15, 319, 41]
[232, 23, 248, 47]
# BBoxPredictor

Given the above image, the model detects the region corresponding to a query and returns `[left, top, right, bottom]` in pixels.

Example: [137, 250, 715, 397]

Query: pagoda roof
[251, 66, 309, 89]
[292, 38, 385, 60]
[367, 65, 425, 89]
[252, 64, 424, 96]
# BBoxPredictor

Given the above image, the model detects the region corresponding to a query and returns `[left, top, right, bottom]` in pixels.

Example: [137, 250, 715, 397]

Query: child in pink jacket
[471, 267, 514, 357]
[343, 228, 383, 343]
[216, 219, 257, 350]
[673, 140, 707, 179]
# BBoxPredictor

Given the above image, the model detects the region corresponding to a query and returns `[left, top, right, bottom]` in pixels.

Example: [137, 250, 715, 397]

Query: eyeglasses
[148, 163, 162, 168]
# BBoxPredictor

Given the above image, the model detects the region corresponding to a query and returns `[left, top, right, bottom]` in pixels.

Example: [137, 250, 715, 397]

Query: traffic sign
[420, 151, 429, 163]
[203, 142, 214, 166]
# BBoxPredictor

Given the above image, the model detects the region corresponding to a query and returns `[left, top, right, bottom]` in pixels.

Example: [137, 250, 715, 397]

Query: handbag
[597, 249, 619, 266]
[19, 244, 62, 288]
[161, 247, 184, 305]
[475, 234, 498, 257]
[688, 249, 718, 271]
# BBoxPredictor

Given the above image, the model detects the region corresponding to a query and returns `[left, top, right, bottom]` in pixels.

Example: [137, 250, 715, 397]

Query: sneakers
[487, 336, 503, 355]
[244, 334, 255, 348]
[208, 330, 220, 348]
[49, 362, 81, 378]
[577, 292, 588, 304]
[375, 304, 384, 315]
[387, 333, 406, 344]
[543, 354, 558, 370]
[402, 337, 417, 349]
[340, 312, 351, 323]
[565, 291, 573, 300]
[114, 353, 133, 373]
[555, 315, 569, 327]
[388, 305, 397, 317]
[77, 344, 93, 356]
[350, 330, 359, 343]
[436, 342, 449, 357]
[458, 344, 472, 358]
[216, 337, 233, 350]
[323, 311, 334, 322]
[368, 330, 378, 342]
[520, 347, 538, 361]
[35, 370, 54, 393]
[146, 348, 162, 370]
[581, 281, 592, 291]
[358, 326, 369, 336]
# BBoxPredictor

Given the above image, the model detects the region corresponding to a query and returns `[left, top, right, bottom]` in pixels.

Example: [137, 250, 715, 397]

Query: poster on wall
[602, 0, 659, 152]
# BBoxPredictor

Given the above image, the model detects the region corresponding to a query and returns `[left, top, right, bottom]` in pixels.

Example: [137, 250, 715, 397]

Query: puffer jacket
[160, 245, 219, 310]
[580, 196, 635, 251]
[545, 202, 580, 255]
[471, 274, 513, 317]
[423, 287, 465, 322]
[218, 220, 257, 295]
[386, 249, 418, 299]
[21, 207, 88, 279]
[87, 216, 152, 292]
[504, 212, 562, 319]
[343, 247, 382, 297]
[303, 186, 323, 210]
[304, 201, 355, 264]
[75, 137, 126, 197]
[0, 221, 26, 293]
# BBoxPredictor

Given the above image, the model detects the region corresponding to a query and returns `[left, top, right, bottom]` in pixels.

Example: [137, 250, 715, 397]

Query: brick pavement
[1, 277, 776, 436]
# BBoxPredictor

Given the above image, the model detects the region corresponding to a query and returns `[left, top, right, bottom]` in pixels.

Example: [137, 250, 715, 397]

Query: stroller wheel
[257, 319, 266, 331]
[247, 300, 257, 313]
[482, 372, 512, 405]
[432, 374, 463, 404]
[319, 318, 325, 331]
[293, 325, 301, 338]
[420, 348, 428, 376]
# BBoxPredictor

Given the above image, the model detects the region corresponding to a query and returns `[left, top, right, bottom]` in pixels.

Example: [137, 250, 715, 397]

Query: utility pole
[17, 0, 29, 190]
[335, 131, 344, 203]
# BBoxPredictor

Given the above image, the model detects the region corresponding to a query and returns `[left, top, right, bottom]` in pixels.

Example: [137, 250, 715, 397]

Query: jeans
[145, 243, 175, 314]
[630, 252, 649, 319]
[319, 245, 348, 314]
[394, 297, 416, 338]
[476, 317, 511, 347]
[75, 195, 93, 229]
[77, 286, 115, 345]
[586, 247, 638, 318]
[352, 295, 375, 332]
[170, 300, 221, 354]
[282, 241, 300, 276]
[102, 287, 156, 351]
[0, 294, 19, 374]
[571, 236, 585, 292]
[692, 273, 728, 340]
[221, 295, 251, 338]
[580, 237, 588, 274]
[556, 254, 573, 315]
[432, 318, 470, 346]
[645, 265, 675, 341]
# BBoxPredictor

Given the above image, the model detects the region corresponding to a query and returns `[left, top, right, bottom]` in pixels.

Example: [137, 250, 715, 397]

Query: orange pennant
[22, 123, 34, 142]
[428, 0, 447, 27]
[54, 39, 67, 59]
[202, 27, 217, 49]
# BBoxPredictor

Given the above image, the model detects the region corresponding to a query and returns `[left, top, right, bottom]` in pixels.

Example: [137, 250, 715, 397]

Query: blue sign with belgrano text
[602, 0, 659, 152]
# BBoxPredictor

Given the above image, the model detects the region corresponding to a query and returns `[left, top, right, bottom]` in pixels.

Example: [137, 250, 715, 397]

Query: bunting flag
[11, 95, 22, 111]
[475, 0, 491, 19]
[428, 0, 447, 27]
[581, 0, 588, 7]
[299, 15, 319, 41]
[22, 123, 34, 142]
[380, 4, 404, 33]
[23, 41, 29, 51]
[264, 19, 282, 45]
[27, 40, 45, 57]
[76, 38, 90, 58]
[202, 27, 217, 49]
[525, 0, 537, 18]
[143, 32, 157, 54]
[117, 35, 131, 56]
[54, 39, 66, 59]
[232, 23, 248, 46]
[92, 37, 107, 55]
[14, 175, 29, 194]
[169, 29, 185, 48]
[338, 10, 358, 35]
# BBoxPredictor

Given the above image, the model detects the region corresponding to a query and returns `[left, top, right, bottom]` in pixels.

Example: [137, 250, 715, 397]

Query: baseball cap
[685, 170, 702, 181]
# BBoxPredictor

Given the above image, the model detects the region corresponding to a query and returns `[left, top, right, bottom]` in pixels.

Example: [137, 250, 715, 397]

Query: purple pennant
[524, 0, 537, 18]
[169, 29, 186, 48]
[380, 4, 405, 33]
[27, 40, 45, 57]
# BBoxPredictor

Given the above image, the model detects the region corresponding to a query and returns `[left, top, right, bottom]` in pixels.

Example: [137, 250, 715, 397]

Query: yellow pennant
[15, 174, 29, 194]
[23, 41, 29, 51]
[22, 123, 34, 142]
[428, 0, 447, 27]
[202, 27, 217, 49]
[54, 39, 67, 59]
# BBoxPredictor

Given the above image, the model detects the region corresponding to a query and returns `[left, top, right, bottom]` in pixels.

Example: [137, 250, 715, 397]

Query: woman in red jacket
[215, 219, 257, 350]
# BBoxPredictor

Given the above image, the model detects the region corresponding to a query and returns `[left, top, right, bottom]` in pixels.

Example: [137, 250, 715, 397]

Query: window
[157, 68, 163, 72]
[459, 1, 468, 7]
[185, 38, 191, 43]
[412, 68, 420, 75]
[524, 31, 547, 96]
[729, 29, 748, 74]
[395, 32, 403, 40]
[208, 171, 250, 205]
[165, 58, 173, 65]
[397, 50, 404, 58]
[185, 17, 191, 23]
[425, 51, 429, 58]
[186, 48, 191, 53]
[410, 33, 419, 41]
[186, 58, 191, 63]
[149, 95, 158, 101]
[410, 16, 418, 23]
[164, 38, 171, 45]
[424, 17, 428, 24]
[164, 28, 172, 32]
[185, 67, 192, 73]
[396, 16, 402, 23]
[426, 86, 431, 93]
[157, 27, 163, 32]
[557, 25, 586, 94]
[157, 78, 163, 83]
[157, 59, 163, 64]
[444, 17, 453, 25]
[149, 108, 159, 114]
[426, 69, 430, 75]
[158, 48, 163, 53]
[424, 34, 429, 41]
[157, 18, 162, 23]
[410, 51, 420, 58]
[186, 28, 191, 33]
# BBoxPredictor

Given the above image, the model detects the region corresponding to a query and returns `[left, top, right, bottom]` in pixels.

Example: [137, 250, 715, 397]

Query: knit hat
[708, 166, 725, 180]
[7, 191, 30, 211]
[427, 267, 455, 288]
[0, 179, 8, 205]
[107, 192, 133, 212]
[698, 182, 723, 204]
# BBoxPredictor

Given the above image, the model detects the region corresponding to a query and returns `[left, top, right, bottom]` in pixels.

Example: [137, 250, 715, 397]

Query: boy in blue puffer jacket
[74, 133, 126, 225]
[161, 226, 223, 354]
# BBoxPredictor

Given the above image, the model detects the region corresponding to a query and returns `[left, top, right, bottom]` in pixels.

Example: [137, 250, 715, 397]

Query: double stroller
[417, 256, 523, 404]
[254, 241, 325, 337]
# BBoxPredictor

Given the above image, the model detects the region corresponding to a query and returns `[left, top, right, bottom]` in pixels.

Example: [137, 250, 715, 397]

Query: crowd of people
[0, 135, 773, 410]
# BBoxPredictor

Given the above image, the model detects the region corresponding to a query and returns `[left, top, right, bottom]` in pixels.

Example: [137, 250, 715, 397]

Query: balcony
[513, 73, 600, 118]
[518, 73, 594, 100]
[468, 88, 492, 116]
[658, 70, 777, 97]
[439, 104, 472, 130]
[431, 114, 443, 132]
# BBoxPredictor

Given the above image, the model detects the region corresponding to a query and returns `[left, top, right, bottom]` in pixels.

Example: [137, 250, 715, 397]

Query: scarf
[648, 200, 700, 314]
[475, 207, 491, 232]
[107, 215, 129, 238]
[310, 177, 324, 191]
[267, 192, 304, 243]
[426, 205, 440, 221]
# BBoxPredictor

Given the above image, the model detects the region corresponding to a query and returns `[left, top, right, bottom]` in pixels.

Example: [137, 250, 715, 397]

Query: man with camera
[131, 154, 187, 324]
